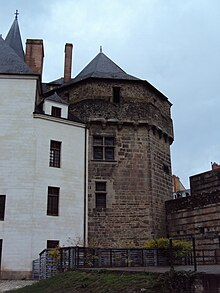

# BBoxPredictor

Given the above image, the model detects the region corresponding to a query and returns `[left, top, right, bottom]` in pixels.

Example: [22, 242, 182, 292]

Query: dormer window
[51, 106, 61, 118]
[113, 87, 120, 103]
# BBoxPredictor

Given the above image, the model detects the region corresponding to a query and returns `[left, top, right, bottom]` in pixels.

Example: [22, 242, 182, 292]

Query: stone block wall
[190, 168, 220, 196]
[87, 121, 172, 247]
[166, 192, 220, 250]
[58, 78, 173, 247]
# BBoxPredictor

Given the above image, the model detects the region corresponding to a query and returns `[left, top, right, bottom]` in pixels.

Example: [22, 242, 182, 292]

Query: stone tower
[50, 50, 174, 247]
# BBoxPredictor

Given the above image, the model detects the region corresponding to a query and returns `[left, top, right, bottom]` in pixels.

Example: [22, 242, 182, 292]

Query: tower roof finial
[15, 10, 19, 20]
[100, 45, 102, 53]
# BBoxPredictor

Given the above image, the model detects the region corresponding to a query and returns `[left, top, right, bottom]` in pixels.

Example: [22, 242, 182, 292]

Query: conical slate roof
[73, 51, 140, 83]
[0, 36, 32, 74]
[5, 17, 24, 60]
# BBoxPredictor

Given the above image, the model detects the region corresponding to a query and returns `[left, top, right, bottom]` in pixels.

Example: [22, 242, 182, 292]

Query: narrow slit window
[0, 195, 6, 221]
[95, 182, 107, 208]
[113, 87, 121, 103]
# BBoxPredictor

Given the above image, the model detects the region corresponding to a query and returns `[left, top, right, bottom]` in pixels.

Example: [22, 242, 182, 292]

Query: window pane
[47, 240, 59, 249]
[51, 106, 61, 118]
[47, 187, 59, 216]
[105, 147, 114, 160]
[96, 194, 106, 208]
[105, 137, 114, 146]
[93, 137, 103, 145]
[50, 140, 61, 168]
[96, 182, 106, 191]
[113, 87, 120, 103]
[0, 195, 6, 220]
[93, 146, 103, 160]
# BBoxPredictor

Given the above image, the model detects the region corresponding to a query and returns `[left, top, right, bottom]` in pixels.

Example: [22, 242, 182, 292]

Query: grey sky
[1, 0, 220, 188]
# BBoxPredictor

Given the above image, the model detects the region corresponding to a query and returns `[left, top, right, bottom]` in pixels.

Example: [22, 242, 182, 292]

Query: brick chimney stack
[25, 39, 44, 76]
[64, 43, 73, 83]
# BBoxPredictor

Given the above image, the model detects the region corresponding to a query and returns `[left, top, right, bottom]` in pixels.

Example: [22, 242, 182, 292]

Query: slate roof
[48, 77, 65, 85]
[73, 52, 140, 83]
[0, 36, 33, 74]
[5, 18, 24, 60]
[45, 92, 68, 104]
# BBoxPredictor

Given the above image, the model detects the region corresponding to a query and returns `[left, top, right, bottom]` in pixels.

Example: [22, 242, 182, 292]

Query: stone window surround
[92, 135, 116, 162]
[90, 179, 115, 210]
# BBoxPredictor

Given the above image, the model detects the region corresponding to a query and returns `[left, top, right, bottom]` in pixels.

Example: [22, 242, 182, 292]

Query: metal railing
[35, 246, 192, 279]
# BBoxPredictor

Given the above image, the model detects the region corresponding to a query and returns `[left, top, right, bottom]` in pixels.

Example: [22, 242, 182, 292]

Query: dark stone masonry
[54, 52, 174, 247]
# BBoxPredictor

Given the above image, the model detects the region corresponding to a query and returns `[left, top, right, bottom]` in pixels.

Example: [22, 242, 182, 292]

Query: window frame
[51, 106, 61, 118]
[95, 181, 107, 209]
[0, 195, 6, 221]
[0, 239, 2, 270]
[49, 140, 61, 168]
[47, 240, 59, 249]
[93, 136, 115, 161]
[47, 186, 60, 216]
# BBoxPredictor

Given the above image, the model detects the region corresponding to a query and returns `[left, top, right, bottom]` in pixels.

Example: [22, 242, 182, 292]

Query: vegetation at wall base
[158, 268, 198, 293]
[7, 269, 199, 293]
[7, 270, 160, 293]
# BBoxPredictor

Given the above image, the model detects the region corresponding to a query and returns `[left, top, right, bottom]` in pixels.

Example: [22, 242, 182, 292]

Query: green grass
[7, 269, 161, 293]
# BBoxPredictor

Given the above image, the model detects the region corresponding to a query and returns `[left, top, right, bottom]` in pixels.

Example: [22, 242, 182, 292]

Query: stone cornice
[87, 118, 174, 144]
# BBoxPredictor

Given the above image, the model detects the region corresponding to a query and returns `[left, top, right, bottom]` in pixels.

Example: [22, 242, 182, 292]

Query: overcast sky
[1, 0, 220, 188]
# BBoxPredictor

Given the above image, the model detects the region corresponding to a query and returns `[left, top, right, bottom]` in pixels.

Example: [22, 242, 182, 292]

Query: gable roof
[0, 36, 32, 74]
[5, 17, 24, 60]
[73, 51, 140, 83]
[45, 92, 68, 104]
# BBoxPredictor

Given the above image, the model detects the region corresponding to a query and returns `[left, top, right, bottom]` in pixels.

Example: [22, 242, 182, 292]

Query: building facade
[50, 50, 174, 247]
[0, 17, 87, 279]
[166, 165, 220, 255]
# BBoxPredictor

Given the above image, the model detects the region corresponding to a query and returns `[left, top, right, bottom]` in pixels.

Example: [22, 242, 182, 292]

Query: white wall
[0, 75, 86, 278]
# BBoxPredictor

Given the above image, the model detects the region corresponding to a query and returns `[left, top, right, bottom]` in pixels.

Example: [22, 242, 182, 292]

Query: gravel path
[0, 280, 37, 292]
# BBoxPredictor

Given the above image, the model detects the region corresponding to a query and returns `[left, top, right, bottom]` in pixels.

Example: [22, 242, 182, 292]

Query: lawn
[7, 269, 161, 293]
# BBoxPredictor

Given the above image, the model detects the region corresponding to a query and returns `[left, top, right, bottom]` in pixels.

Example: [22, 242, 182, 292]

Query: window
[51, 106, 61, 118]
[113, 87, 120, 103]
[163, 163, 170, 175]
[47, 186, 59, 216]
[47, 240, 59, 249]
[0, 239, 2, 270]
[93, 136, 115, 161]
[50, 140, 61, 168]
[95, 182, 106, 208]
[0, 195, 6, 221]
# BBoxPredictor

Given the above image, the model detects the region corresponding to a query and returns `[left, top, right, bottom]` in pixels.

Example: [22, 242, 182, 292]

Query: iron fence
[35, 246, 192, 279]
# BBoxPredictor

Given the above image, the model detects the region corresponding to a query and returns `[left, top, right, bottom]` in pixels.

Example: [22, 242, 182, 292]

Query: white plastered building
[0, 16, 87, 279]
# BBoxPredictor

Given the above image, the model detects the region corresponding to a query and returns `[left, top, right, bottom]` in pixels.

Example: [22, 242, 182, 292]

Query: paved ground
[0, 280, 37, 292]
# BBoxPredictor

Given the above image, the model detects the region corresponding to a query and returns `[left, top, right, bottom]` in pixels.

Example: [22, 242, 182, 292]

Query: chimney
[212, 162, 220, 170]
[25, 39, 44, 76]
[64, 43, 73, 83]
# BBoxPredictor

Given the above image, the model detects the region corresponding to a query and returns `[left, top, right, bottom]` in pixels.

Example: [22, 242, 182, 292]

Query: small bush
[143, 238, 192, 258]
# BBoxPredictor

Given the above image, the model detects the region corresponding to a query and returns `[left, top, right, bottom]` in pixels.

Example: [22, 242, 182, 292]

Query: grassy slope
[8, 270, 161, 293]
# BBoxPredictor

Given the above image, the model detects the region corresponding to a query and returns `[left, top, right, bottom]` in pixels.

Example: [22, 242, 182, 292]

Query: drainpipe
[83, 127, 88, 247]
